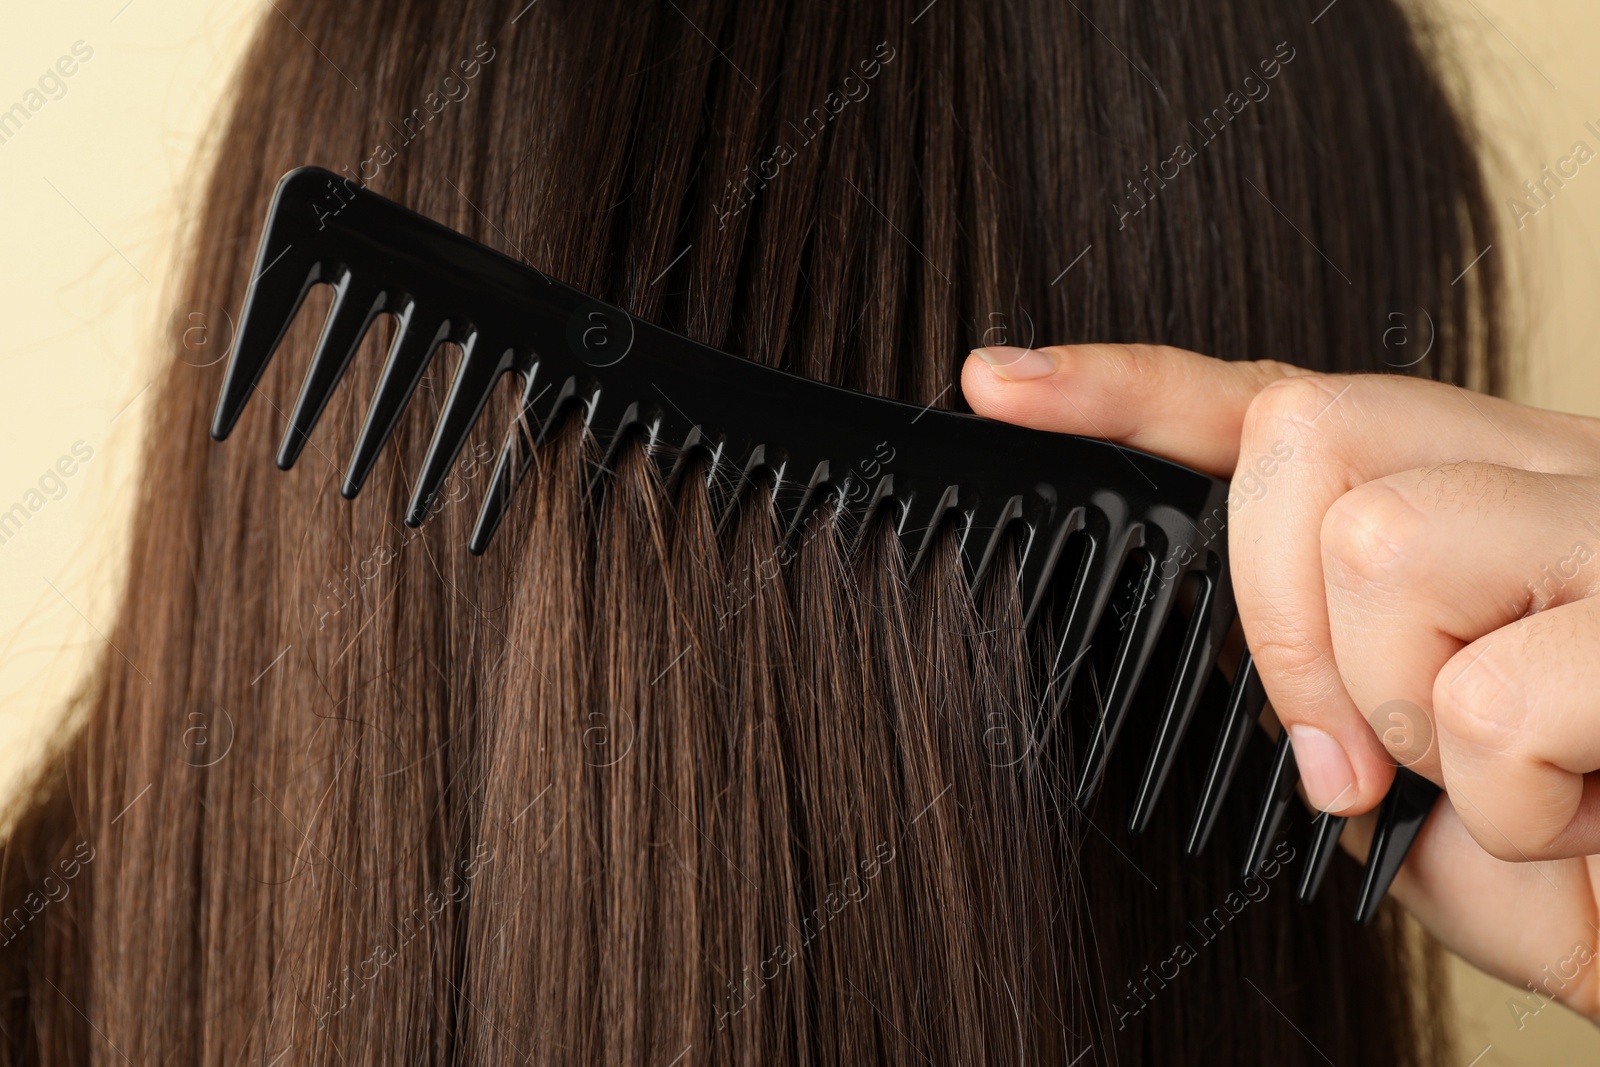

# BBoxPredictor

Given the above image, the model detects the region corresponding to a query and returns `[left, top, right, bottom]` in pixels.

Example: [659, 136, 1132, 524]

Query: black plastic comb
[209, 165, 1438, 920]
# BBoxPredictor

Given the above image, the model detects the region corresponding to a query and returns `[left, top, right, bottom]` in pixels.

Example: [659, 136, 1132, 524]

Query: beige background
[0, 0, 1596, 1060]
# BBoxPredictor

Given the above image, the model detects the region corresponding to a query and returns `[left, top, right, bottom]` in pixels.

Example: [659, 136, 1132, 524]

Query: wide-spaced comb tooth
[1126, 562, 1229, 834]
[841, 472, 911, 564]
[1241, 731, 1299, 878]
[211, 247, 327, 441]
[467, 365, 555, 554]
[1297, 811, 1347, 904]
[342, 305, 455, 498]
[278, 274, 387, 470]
[1185, 649, 1267, 857]
[469, 431, 523, 555]
[582, 388, 662, 505]
[1353, 769, 1440, 925]
[1074, 523, 1186, 807]
[406, 336, 517, 524]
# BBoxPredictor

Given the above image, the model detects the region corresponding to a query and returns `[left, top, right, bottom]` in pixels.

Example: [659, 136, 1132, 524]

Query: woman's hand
[962, 342, 1600, 1024]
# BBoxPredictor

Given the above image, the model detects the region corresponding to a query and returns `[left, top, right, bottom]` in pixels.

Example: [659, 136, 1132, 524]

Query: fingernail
[1288, 725, 1357, 813]
[973, 346, 1056, 381]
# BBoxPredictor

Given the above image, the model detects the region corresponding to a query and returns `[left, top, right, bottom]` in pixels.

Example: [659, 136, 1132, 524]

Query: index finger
[960, 343, 1310, 477]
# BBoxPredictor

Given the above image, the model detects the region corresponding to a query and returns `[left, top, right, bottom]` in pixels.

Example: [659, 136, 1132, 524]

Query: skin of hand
[962, 342, 1600, 1024]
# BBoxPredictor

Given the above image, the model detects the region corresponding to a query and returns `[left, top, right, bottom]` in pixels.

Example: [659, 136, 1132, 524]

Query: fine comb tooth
[210, 245, 324, 441]
[898, 484, 963, 576]
[1030, 506, 1122, 758]
[342, 305, 453, 499]
[406, 336, 516, 525]
[711, 442, 785, 537]
[1241, 731, 1298, 879]
[666, 427, 728, 509]
[1074, 526, 1185, 807]
[778, 459, 834, 543]
[961, 494, 1025, 593]
[1127, 562, 1228, 834]
[1297, 811, 1348, 904]
[1353, 768, 1440, 925]
[278, 275, 386, 470]
[1016, 506, 1084, 630]
[855, 474, 908, 560]
[469, 429, 523, 555]
[1186, 649, 1267, 857]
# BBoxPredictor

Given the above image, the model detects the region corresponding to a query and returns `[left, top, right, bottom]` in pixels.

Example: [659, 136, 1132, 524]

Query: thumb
[960, 343, 1313, 478]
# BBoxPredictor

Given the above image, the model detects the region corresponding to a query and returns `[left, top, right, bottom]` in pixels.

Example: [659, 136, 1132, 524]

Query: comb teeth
[278, 274, 386, 469]
[1185, 649, 1266, 857]
[1073, 521, 1185, 808]
[409, 336, 516, 525]
[213, 166, 1428, 922]
[1298, 811, 1347, 904]
[343, 306, 456, 498]
[1030, 504, 1119, 755]
[1354, 769, 1439, 924]
[212, 245, 326, 442]
[1127, 564, 1228, 834]
[1241, 732, 1300, 879]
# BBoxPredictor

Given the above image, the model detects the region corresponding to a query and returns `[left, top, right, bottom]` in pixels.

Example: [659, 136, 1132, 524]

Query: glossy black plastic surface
[1298, 811, 1348, 905]
[1355, 769, 1440, 925]
[1183, 650, 1262, 856]
[1242, 732, 1300, 880]
[209, 166, 1429, 920]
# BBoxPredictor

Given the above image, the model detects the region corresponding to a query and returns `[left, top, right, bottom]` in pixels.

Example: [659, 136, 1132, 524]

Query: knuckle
[1246, 633, 1337, 709]
[1459, 800, 1563, 863]
[1433, 643, 1531, 753]
[1242, 373, 1341, 438]
[1468, 827, 1531, 864]
[1252, 358, 1315, 382]
[1238, 374, 1355, 473]
[1321, 481, 1431, 589]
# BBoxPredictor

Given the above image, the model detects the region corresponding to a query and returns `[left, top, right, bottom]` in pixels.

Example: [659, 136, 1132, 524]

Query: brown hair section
[1, 0, 1495, 1063]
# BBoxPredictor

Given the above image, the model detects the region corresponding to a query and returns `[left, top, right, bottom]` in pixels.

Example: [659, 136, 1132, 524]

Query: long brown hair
[1, 0, 1498, 1063]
